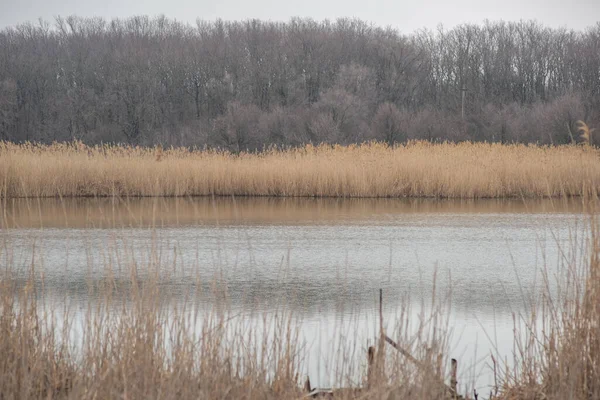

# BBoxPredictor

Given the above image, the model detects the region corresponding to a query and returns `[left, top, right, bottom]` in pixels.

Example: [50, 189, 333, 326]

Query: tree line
[0, 16, 598, 149]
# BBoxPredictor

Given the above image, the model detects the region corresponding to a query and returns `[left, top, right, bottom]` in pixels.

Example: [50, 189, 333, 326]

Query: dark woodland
[0, 16, 598, 149]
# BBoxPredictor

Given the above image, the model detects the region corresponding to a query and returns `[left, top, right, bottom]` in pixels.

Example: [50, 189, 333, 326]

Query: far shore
[2, 141, 600, 199]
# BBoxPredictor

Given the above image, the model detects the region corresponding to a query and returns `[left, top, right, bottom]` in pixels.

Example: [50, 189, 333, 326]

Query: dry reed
[494, 212, 600, 400]
[0, 244, 456, 399]
[576, 121, 595, 146]
[2, 141, 600, 199]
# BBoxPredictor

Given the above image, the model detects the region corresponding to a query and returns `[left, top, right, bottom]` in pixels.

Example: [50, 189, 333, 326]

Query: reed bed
[2, 141, 600, 199]
[0, 280, 455, 399]
[495, 214, 600, 400]
[0, 243, 456, 399]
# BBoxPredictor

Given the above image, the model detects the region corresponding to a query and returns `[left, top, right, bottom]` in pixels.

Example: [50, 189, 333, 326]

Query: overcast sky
[1, 0, 598, 33]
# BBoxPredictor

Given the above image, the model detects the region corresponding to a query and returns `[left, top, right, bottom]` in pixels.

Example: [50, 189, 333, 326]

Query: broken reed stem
[367, 346, 376, 389]
[376, 288, 385, 382]
[304, 376, 311, 393]
[380, 286, 461, 399]
[451, 358, 458, 395]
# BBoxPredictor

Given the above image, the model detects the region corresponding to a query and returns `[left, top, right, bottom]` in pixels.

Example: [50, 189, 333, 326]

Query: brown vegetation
[2, 141, 600, 199]
[0, 239, 456, 399]
[0, 274, 306, 399]
[576, 121, 595, 145]
[494, 214, 600, 399]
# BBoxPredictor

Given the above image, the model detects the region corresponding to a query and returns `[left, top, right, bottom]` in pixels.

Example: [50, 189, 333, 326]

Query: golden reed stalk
[2, 140, 600, 199]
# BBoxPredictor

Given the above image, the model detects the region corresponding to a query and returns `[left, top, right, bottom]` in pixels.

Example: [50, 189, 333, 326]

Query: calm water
[0, 197, 590, 392]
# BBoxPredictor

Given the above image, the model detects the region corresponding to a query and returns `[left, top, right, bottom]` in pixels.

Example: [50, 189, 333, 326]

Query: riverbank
[2, 141, 600, 199]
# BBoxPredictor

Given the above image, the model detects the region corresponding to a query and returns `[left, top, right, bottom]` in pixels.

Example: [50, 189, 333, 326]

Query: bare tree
[0, 16, 597, 147]
[371, 102, 405, 145]
[212, 101, 262, 152]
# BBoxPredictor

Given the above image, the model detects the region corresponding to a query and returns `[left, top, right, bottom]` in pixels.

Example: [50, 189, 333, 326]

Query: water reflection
[1, 196, 586, 229]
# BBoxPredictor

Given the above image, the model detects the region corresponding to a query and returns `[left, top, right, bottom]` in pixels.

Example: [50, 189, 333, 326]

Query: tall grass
[0, 247, 456, 399]
[495, 213, 600, 399]
[0, 276, 305, 399]
[2, 141, 600, 199]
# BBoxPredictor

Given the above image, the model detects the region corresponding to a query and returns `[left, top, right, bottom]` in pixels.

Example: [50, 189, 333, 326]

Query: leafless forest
[0, 16, 598, 149]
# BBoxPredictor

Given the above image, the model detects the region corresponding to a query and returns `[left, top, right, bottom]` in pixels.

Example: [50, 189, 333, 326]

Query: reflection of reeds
[1, 197, 585, 229]
[2, 141, 600, 199]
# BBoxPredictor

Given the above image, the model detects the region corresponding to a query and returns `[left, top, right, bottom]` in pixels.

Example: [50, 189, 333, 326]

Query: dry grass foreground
[2, 141, 600, 199]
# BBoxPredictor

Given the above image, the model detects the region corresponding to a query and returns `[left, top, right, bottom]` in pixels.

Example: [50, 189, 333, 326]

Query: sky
[0, 0, 598, 33]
